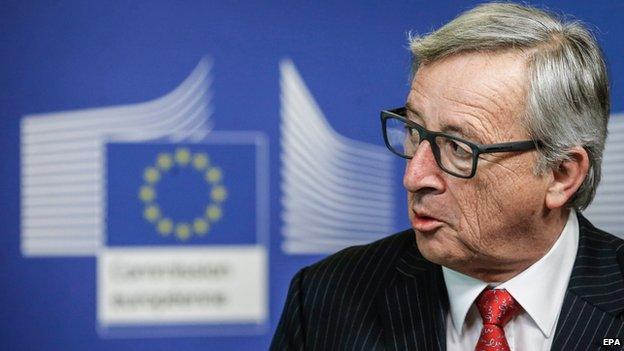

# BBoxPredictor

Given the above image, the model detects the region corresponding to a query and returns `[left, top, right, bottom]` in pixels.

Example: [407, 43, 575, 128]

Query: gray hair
[409, 2, 610, 210]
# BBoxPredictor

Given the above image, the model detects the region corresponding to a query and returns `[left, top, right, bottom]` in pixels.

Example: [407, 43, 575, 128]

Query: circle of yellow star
[211, 185, 228, 202]
[205, 204, 222, 221]
[175, 223, 191, 240]
[193, 218, 209, 235]
[144, 167, 161, 184]
[193, 153, 209, 170]
[175, 148, 191, 166]
[157, 153, 173, 171]
[144, 205, 161, 222]
[205, 167, 222, 183]
[157, 218, 173, 235]
[139, 186, 156, 202]
[139, 149, 227, 242]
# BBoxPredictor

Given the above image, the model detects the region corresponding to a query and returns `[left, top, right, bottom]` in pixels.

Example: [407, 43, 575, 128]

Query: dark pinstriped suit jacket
[271, 214, 624, 350]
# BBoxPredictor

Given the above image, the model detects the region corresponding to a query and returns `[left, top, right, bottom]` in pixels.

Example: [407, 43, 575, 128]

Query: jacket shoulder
[271, 232, 417, 349]
[305, 230, 413, 281]
[578, 213, 624, 248]
[578, 213, 624, 267]
[295, 230, 415, 307]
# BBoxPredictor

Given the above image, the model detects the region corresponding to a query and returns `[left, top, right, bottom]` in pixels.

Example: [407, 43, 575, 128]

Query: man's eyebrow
[404, 103, 426, 123]
[439, 123, 482, 143]
[404, 103, 420, 117]
[404, 103, 482, 143]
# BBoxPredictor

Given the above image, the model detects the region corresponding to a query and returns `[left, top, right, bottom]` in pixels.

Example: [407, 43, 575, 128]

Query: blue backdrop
[1, 1, 622, 350]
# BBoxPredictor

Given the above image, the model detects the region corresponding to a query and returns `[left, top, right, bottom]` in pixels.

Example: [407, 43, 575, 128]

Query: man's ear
[545, 146, 590, 210]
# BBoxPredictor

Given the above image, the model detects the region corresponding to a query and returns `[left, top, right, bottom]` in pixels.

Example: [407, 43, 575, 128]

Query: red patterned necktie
[475, 288, 522, 351]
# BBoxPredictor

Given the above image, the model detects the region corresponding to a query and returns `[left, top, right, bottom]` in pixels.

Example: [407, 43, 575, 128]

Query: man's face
[405, 51, 553, 275]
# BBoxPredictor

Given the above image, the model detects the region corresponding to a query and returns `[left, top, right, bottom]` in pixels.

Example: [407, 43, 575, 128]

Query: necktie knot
[476, 288, 521, 328]
[474, 288, 521, 351]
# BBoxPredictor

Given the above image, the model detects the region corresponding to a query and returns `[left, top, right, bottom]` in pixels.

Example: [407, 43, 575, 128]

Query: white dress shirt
[443, 211, 579, 350]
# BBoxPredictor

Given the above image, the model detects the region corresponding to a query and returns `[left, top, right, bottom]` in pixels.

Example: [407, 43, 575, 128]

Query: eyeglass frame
[380, 107, 542, 179]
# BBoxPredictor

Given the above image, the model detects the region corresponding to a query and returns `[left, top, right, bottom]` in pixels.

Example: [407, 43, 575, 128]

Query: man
[271, 3, 623, 350]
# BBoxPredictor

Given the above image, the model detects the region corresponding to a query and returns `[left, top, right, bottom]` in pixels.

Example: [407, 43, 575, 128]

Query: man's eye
[448, 140, 472, 158]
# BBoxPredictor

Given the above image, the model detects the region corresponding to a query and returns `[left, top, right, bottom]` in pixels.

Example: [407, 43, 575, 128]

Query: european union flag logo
[107, 141, 258, 247]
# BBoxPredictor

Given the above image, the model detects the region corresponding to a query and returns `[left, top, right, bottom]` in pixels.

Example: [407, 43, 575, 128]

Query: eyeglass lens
[385, 117, 475, 176]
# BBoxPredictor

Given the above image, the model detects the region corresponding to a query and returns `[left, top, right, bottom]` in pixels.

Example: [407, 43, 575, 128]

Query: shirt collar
[442, 211, 579, 337]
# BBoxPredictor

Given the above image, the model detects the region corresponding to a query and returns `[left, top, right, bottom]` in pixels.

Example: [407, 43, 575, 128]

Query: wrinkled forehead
[406, 51, 530, 142]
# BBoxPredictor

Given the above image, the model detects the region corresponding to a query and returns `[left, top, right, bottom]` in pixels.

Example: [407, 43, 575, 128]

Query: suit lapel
[551, 213, 624, 349]
[376, 231, 448, 351]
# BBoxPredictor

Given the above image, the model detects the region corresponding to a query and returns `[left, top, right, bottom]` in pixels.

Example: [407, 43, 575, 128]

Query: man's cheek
[473, 173, 509, 215]
[452, 190, 480, 222]
[455, 188, 499, 246]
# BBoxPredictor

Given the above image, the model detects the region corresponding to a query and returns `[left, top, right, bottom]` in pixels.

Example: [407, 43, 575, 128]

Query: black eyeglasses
[381, 107, 541, 178]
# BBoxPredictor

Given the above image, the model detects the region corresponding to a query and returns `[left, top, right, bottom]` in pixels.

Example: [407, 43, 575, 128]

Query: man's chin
[413, 229, 450, 265]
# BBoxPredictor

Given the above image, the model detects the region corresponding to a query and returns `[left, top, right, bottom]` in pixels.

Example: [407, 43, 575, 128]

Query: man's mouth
[411, 209, 444, 232]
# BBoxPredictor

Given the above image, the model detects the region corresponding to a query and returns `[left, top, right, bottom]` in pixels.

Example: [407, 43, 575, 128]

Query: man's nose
[403, 140, 445, 193]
